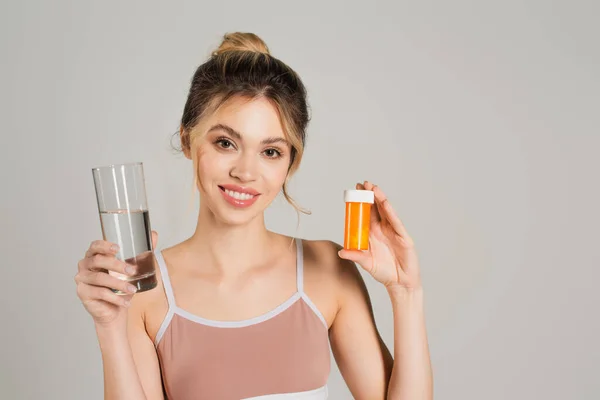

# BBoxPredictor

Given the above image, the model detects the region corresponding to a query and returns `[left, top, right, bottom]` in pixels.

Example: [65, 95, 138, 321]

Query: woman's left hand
[338, 181, 422, 291]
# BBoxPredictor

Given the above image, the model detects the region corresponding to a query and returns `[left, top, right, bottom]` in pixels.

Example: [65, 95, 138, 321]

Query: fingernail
[110, 244, 119, 253]
[125, 265, 135, 275]
[127, 285, 138, 294]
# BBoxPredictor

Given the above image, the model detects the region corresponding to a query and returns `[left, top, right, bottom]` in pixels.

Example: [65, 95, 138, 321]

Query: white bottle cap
[344, 189, 375, 203]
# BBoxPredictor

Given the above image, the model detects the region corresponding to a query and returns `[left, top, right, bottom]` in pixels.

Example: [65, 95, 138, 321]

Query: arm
[76, 234, 164, 400]
[329, 257, 394, 399]
[96, 297, 164, 400]
[336, 181, 433, 399]
[386, 286, 433, 399]
[331, 257, 433, 400]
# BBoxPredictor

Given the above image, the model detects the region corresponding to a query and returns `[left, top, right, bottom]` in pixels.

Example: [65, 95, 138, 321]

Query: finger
[338, 249, 373, 271]
[85, 240, 120, 258]
[371, 184, 410, 238]
[76, 271, 138, 294]
[77, 283, 132, 307]
[83, 254, 134, 276]
[151, 230, 158, 249]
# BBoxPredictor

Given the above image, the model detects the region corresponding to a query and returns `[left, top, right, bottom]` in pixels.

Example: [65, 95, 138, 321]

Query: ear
[180, 126, 192, 160]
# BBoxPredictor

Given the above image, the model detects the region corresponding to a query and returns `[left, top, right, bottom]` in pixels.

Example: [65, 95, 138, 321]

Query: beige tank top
[153, 239, 331, 399]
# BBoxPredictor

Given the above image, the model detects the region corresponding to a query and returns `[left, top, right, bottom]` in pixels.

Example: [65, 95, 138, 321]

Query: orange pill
[343, 189, 375, 250]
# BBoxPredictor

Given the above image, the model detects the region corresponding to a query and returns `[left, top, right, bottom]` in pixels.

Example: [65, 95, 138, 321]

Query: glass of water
[91, 162, 157, 294]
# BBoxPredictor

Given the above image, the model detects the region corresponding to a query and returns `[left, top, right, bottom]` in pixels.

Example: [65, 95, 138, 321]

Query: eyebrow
[207, 123, 289, 146]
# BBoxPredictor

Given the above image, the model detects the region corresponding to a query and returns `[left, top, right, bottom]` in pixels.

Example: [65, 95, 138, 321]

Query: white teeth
[224, 189, 254, 201]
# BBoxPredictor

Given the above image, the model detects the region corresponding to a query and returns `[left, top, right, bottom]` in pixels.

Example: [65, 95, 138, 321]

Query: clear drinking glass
[91, 162, 157, 294]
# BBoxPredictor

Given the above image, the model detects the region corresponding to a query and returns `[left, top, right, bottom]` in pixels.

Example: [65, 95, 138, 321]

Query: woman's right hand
[75, 231, 157, 327]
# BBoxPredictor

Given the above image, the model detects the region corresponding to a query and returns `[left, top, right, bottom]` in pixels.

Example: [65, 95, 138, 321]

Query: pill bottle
[343, 189, 375, 250]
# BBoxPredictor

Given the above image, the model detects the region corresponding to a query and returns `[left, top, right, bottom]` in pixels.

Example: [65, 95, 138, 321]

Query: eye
[215, 137, 235, 150]
[263, 148, 282, 159]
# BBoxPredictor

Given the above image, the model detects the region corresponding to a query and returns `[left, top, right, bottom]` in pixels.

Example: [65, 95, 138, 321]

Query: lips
[218, 184, 260, 208]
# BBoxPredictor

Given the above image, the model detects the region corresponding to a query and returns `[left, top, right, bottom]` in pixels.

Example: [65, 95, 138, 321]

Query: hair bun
[212, 32, 270, 57]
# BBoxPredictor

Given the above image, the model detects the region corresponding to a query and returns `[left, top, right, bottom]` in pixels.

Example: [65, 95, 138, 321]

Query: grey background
[1, 0, 598, 399]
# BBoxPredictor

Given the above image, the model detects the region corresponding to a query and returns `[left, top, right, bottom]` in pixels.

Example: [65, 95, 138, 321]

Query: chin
[206, 194, 270, 227]
[212, 204, 265, 227]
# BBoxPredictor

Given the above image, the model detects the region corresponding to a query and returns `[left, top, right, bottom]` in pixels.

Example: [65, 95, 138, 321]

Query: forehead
[207, 96, 286, 139]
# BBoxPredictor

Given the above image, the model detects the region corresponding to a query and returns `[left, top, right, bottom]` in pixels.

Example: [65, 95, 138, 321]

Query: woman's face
[187, 96, 292, 226]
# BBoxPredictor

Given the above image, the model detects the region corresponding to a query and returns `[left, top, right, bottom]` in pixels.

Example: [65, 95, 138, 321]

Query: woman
[75, 32, 433, 400]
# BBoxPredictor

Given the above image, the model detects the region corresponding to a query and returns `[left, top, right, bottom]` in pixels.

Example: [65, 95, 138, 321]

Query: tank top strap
[296, 238, 304, 294]
[154, 249, 176, 308]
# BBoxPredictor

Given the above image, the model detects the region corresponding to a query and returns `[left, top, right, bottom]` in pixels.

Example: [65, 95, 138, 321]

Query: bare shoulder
[301, 239, 341, 269]
[302, 239, 365, 288]
[128, 253, 169, 342]
[300, 239, 368, 325]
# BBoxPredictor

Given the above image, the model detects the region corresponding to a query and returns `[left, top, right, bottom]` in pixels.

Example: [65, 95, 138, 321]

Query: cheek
[195, 147, 223, 191]
[197, 146, 227, 175]
[261, 162, 289, 191]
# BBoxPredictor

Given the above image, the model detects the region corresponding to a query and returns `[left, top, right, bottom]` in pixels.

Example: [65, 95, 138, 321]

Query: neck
[183, 203, 278, 275]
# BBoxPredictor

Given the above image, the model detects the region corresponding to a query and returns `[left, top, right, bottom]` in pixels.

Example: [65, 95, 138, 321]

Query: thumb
[338, 249, 372, 269]
[151, 230, 159, 249]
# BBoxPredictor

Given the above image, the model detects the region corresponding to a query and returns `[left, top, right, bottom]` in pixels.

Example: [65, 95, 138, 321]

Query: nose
[229, 151, 258, 183]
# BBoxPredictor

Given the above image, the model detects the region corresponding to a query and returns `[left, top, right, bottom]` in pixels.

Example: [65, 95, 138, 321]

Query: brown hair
[174, 32, 310, 214]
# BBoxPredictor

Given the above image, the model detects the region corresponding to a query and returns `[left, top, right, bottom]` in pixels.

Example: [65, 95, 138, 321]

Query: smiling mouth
[218, 186, 259, 201]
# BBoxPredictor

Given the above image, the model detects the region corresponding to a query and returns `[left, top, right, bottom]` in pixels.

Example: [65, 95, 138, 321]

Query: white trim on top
[301, 294, 328, 329]
[154, 307, 174, 346]
[242, 385, 328, 400]
[173, 292, 303, 328]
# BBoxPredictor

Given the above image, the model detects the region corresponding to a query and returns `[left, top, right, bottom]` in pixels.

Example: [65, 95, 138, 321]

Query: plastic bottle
[343, 189, 375, 250]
